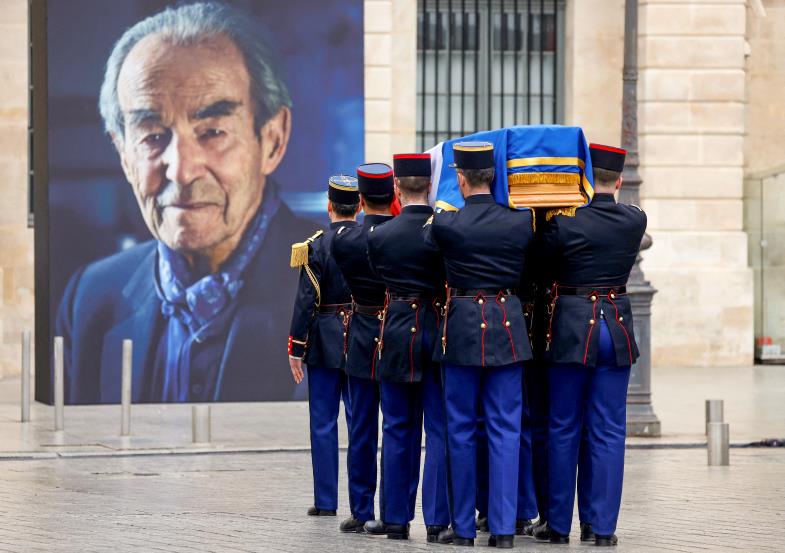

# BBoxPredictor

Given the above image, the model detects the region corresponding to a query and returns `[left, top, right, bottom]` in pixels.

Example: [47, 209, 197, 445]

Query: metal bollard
[53, 336, 64, 431]
[192, 405, 211, 444]
[707, 422, 730, 466]
[21, 331, 31, 422]
[120, 339, 133, 436]
[705, 399, 724, 435]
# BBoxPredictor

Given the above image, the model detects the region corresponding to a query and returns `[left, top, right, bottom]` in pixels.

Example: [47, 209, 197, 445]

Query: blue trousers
[547, 320, 631, 536]
[525, 365, 550, 521]
[308, 366, 352, 511]
[347, 375, 380, 522]
[379, 381, 423, 524]
[443, 362, 523, 538]
[517, 365, 538, 520]
[578, 431, 592, 524]
[422, 363, 451, 526]
[476, 414, 489, 518]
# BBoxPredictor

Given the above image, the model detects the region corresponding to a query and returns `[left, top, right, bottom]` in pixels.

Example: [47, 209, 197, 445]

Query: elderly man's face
[114, 34, 289, 263]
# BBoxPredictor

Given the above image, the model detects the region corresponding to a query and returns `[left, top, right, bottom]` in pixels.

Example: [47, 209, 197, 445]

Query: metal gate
[417, 0, 565, 150]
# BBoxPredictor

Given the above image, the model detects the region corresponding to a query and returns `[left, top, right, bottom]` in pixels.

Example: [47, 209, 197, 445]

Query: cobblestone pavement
[0, 448, 783, 552]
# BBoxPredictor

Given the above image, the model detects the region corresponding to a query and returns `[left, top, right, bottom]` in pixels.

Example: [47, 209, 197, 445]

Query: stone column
[0, 0, 34, 379]
[364, 0, 417, 161]
[638, 0, 753, 367]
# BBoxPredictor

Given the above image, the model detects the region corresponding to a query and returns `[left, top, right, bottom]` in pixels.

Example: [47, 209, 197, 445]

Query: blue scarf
[152, 186, 281, 402]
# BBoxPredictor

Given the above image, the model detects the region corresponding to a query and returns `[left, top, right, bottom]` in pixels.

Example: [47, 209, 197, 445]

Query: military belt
[555, 285, 627, 297]
[318, 303, 351, 314]
[448, 288, 517, 298]
[352, 303, 384, 316]
[387, 291, 436, 302]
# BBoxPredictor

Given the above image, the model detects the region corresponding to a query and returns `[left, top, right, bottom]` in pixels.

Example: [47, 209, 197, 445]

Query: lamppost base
[626, 283, 660, 437]
[627, 404, 661, 437]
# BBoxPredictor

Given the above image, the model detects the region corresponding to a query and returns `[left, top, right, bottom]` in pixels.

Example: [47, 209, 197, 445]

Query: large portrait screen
[41, 0, 364, 403]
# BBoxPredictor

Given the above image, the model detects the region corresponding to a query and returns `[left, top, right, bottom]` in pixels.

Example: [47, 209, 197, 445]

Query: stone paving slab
[0, 365, 783, 457]
[0, 448, 783, 552]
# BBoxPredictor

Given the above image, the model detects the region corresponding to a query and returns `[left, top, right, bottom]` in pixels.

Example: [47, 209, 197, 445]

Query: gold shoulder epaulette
[423, 215, 434, 227]
[545, 206, 577, 222]
[290, 230, 324, 268]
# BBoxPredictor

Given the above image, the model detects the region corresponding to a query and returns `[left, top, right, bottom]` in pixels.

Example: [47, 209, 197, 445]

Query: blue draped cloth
[151, 186, 281, 402]
[427, 125, 595, 211]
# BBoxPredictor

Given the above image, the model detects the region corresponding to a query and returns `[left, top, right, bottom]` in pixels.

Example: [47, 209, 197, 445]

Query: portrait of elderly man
[56, 1, 320, 403]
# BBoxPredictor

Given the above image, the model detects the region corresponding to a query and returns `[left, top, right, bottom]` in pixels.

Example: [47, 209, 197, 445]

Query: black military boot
[426, 525, 448, 543]
[515, 518, 535, 536]
[580, 522, 596, 542]
[475, 513, 489, 532]
[527, 518, 545, 537]
[532, 522, 552, 542]
[488, 534, 514, 548]
[436, 528, 474, 546]
[363, 519, 389, 535]
[595, 534, 618, 547]
[384, 523, 410, 540]
[364, 520, 409, 539]
[307, 506, 336, 516]
[339, 516, 366, 533]
[550, 531, 570, 545]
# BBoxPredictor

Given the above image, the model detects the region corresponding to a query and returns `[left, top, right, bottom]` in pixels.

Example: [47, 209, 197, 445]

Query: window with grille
[417, 0, 565, 150]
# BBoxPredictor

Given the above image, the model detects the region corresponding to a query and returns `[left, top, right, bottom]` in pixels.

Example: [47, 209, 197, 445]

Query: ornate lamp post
[620, 0, 661, 437]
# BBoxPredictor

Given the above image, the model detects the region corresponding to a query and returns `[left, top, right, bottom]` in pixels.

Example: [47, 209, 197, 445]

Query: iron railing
[417, 0, 565, 150]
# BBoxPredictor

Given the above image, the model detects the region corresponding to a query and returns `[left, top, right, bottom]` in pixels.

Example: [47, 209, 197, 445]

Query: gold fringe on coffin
[545, 206, 577, 221]
[508, 172, 581, 186]
[507, 172, 586, 209]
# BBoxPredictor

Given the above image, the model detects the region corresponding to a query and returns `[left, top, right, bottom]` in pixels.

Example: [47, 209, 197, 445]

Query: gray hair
[99, 1, 291, 141]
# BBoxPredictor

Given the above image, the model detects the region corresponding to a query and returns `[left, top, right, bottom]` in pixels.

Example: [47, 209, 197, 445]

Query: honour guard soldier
[528, 241, 595, 544]
[427, 142, 534, 548]
[332, 163, 396, 533]
[364, 153, 450, 541]
[540, 143, 646, 546]
[288, 175, 360, 517]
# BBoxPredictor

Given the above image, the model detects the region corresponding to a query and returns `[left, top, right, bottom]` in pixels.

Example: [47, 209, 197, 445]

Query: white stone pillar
[638, 0, 753, 366]
[364, 0, 417, 161]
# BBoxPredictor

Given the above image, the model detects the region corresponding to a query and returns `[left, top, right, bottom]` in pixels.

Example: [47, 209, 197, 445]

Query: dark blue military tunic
[288, 221, 356, 368]
[367, 205, 445, 383]
[541, 193, 646, 366]
[427, 194, 534, 367]
[332, 214, 394, 380]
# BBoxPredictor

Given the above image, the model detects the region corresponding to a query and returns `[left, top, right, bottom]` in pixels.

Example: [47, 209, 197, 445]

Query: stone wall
[0, 0, 32, 379]
[637, 0, 753, 366]
[745, 0, 785, 175]
[364, 0, 417, 161]
[563, 0, 625, 145]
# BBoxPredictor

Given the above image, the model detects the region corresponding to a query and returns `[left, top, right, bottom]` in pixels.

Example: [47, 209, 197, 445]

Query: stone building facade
[0, 0, 783, 377]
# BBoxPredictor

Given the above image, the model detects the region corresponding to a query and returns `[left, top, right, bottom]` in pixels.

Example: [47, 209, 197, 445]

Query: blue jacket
[288, 221, 355, 369]
[427, 194, 534, 367]
[331, 213, 394, 380]
[541, 194, 647, 367]
[56, 201, 319, 404]
[367, 205, 445, 383]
